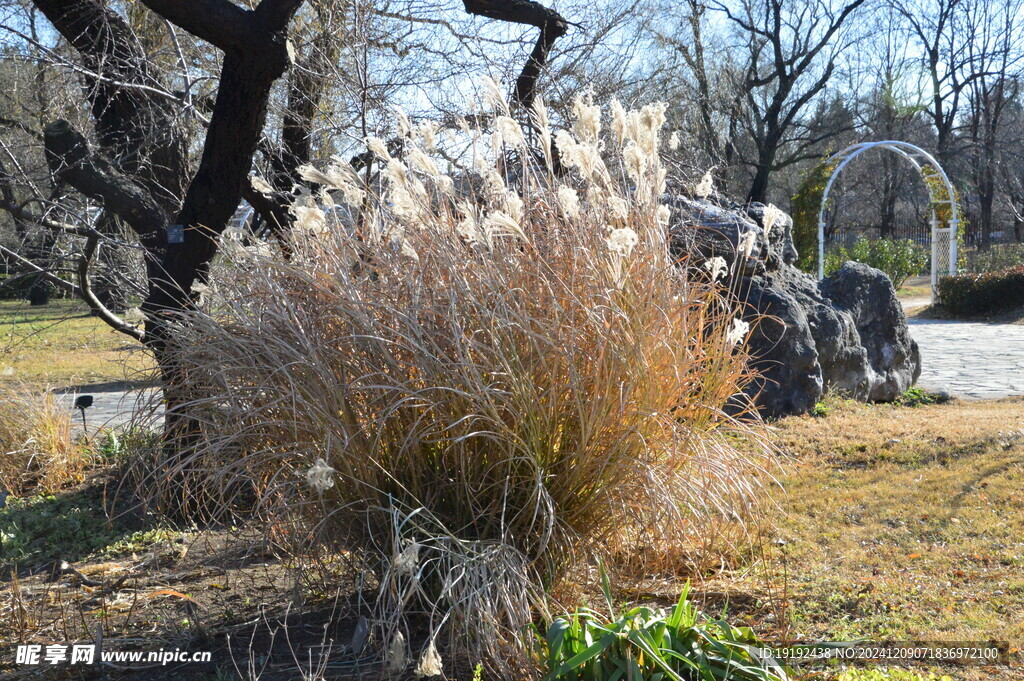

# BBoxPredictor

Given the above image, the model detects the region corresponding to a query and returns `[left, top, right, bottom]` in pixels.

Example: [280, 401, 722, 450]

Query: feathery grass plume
[495, 115, 526, 148]
[531, 97, 554, 171]
[571, 92, 601, 142]
[481, 75, 511, 116]
[692, 169, 715, 199]
[250, 175, 275, 195]
[154, 102, 777, 675]
[414, 121, 438, 152]
[365, 136, 392, 161]
[557, 185, 580, 219]
[394, 106, 413, 137]
[762, 203, 784, 237]
[739, 230, 758, 258]
[705, 256, 729, 282]
[610, 98, 628, 145]
[298, 160, 366, 206]
[407, 147, 440, 178]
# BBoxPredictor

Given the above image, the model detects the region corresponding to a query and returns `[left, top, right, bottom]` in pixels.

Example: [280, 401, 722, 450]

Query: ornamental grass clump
[155, 88, 777, 673]
[0, 388, 78, 495]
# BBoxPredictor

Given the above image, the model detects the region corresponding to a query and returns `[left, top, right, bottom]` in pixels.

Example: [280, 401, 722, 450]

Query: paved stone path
[909, 318, 1024, 399]
[59, 386, 161, 433]
[53, 313, 1023, 432]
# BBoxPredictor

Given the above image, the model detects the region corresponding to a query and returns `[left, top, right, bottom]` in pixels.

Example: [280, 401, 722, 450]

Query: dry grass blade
[0, 387, 78, 495]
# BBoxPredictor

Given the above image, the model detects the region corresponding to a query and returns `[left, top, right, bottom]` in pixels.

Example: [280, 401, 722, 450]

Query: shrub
[824, 237, 928, 289]
[937, 264, 1024, 316]
[155, 93, 778, 673]
[0, 273, 34, 300]
[0, 388, 79, 495]
[793, 158, 967, 280]
[963, 242, 1024, 273]
[895, 387, 949, 407]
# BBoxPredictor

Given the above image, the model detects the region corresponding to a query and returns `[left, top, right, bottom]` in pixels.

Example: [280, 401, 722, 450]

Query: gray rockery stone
[820, 262, 922, 401]
[667, 196, 764, 274]
[669, 195, 921, 417]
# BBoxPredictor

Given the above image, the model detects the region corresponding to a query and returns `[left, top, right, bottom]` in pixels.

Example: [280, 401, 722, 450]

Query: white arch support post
[817, 141, 958, 302]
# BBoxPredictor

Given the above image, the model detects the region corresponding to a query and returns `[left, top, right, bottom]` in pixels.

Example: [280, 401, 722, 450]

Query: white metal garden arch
[817, 141, 958, 299]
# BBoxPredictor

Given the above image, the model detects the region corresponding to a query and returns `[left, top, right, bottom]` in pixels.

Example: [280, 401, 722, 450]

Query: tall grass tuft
[149, 91, 778, 673]
[0, 388, 77, 494]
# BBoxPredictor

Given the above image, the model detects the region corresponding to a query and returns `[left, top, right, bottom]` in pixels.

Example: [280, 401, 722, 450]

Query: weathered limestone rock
[667, 196, 764, 273]
[737, 273, 823, 416]
[745, 202, 798, 269]
[669, 196, 921, 417]
[820, 262, 922, 402]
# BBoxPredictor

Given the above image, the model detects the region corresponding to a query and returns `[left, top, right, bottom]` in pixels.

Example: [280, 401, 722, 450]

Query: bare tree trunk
[880, 153, 897, 239]
[747, 132, 779, 204]
[31, 0, 305, 444]
[976, 146, 996, 250]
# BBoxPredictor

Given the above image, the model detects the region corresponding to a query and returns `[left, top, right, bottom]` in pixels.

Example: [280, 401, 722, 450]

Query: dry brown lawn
[741, 396, 1024, 680]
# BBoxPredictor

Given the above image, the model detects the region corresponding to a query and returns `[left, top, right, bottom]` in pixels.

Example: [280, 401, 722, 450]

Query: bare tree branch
[462, 0, 569, 107]
[137, 0, 253, 53]
[43, 120, 168, 238]
[78, 233, 145, 341]
[0, 242, 79, 297]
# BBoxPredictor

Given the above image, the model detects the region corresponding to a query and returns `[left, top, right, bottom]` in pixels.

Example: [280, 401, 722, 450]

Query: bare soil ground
[1, 480, 376, 681]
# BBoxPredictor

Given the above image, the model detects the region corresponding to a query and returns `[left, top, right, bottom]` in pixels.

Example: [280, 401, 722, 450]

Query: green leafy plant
[824, 237, 928, 289]
[836, 669, 952, 681]
[896, 387, 941, 407]
[963, 242, 1024, 273]
[791, 158, 837, 273]
[920, 163, 967, 272]
[937, 264, 1024, 316]
[812, 401, 830, 417]
[544, 570, 790, 681]
[92, 427, 160, 464]
[0, 492, 122, 565]
[102, 526, 180, 557]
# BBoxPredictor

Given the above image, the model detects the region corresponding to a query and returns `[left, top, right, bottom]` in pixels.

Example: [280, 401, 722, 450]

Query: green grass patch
[895, 387, 948, 408]
[836, 669, 952, 681]
[0, 484, 157, 570]
[0, 298, 153, 387]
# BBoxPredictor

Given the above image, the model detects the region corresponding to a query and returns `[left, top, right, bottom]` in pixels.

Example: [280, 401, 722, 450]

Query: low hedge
[938, 264, 1024, 316]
